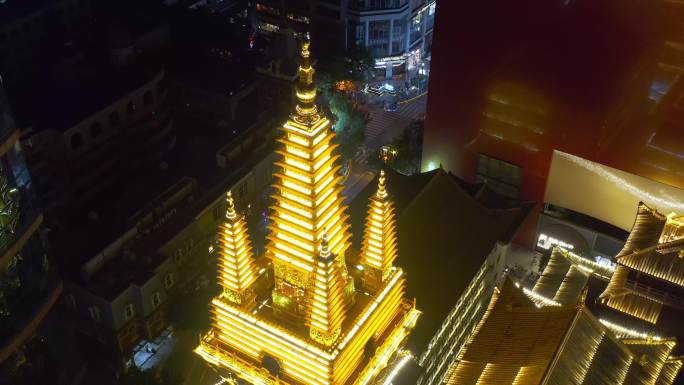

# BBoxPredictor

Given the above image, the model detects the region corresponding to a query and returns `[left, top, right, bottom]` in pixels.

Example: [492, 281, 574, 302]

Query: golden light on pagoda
[361, 170, 398, 291]
[195, 37, 420, 385]
[307, 233, 347, 346]
[217, 191, 258, 309]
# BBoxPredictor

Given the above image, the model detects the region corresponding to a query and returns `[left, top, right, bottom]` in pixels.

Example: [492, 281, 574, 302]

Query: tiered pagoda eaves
[195, 39, 420, 385]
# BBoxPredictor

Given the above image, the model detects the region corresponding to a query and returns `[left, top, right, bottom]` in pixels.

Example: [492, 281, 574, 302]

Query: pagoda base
[195, 302, 420, 385]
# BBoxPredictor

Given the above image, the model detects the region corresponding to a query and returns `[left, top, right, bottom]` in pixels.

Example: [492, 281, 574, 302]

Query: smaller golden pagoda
[306, 233, 347, 346]
[360, 170, 398, 291]
[217, 191, 258, 310]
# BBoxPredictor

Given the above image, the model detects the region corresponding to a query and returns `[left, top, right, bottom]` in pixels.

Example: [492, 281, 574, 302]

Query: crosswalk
[364, 94, 428, 150]
[397, 93, 428, 119]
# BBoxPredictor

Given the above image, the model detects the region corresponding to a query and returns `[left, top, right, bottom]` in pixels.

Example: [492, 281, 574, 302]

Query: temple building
[454, 201, 684, 385]
[442, 278, 682, 385]
[195, 39, 420, 385]
[597, 202, 684, 346]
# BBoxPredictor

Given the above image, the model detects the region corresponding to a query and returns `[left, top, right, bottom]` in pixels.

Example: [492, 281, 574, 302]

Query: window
[70, 132, 83, 149]
[109, 111, 120, 126]
[88, 306, 101, 322]
[124, 303, 136, 321]
[152, 292, 161, 309]
[370, 20, 390, 40]
[475, 154, 522, 199]
[164, 273, 174, 289]
[351, 21, 365, 46]
[90, 122, 102, 138]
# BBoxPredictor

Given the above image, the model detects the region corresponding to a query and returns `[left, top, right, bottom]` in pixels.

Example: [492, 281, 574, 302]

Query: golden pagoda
[195, 37, 420, 385]
[217, 191, 258, 310]
[360, 170, 398, 291]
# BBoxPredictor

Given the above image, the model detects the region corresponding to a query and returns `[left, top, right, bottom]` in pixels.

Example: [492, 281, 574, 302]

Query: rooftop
[350, 168, 534, 352]
[10, 55, 165, 131]
[74, 135, 276, 300]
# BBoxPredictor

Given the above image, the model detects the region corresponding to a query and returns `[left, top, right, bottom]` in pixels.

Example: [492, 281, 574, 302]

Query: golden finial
[301, 38, 310, 58]
[294, 35, 318, 122]
[377, 170, 387, 198]
[226, 191, 237, 219]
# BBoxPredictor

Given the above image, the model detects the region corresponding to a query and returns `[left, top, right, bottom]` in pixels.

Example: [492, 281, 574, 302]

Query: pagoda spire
[294, 36, 319, 124]
[361, 170, 398, 291]
[267, 38, 352, 317]
[217, 191, 258, 309]
[307, 231, 347, 346]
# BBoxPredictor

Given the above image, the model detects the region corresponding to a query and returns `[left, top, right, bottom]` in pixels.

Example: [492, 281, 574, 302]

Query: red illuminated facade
[423, 0, 684, 208]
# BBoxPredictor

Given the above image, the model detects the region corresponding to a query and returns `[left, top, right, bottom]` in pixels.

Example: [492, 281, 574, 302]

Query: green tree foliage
[316, 72, 368, 163]
[329, 93, 368, 161]
[317, 47, 374, 83]
[369, 119, 424, 175]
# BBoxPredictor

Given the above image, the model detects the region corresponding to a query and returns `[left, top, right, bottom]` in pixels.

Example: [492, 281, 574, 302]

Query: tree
[317, 47, 374, 83]
[368, 119, 424, 175]
[328, 92, 367, 162]
[316, 68, 368, 164]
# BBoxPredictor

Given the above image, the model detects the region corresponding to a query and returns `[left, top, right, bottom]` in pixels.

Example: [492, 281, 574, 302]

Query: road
[341, 93, 429, 202]
[364, 93, 427, 150]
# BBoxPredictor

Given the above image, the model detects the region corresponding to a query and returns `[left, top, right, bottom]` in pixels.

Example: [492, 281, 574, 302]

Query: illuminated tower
[216, 191, 258, 310]
[196, 38, 420, 385]
[267, 38, 354, 319]
[307, 233, 346, 346]
[360, 170, 398, 291]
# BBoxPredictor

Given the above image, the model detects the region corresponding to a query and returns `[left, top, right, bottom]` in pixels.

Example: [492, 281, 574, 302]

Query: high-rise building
[0, 77, 61, 377]
[195, 40, 420, 385]
[421, 0, 684, 244]
[254, 0, 436, 78]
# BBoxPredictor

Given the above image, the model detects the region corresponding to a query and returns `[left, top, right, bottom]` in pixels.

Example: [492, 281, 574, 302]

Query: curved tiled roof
[616, 202, 666, 259]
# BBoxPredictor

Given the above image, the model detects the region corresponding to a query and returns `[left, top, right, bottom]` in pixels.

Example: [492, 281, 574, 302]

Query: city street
[365, 93, 427, 151]
[340, 92, 429, 202]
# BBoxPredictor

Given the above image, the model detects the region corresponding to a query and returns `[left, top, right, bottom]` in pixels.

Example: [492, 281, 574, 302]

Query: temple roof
[443, 279, 579, 385]
[532, 247, 590, 306]
[617, 238, 684, 288]
[616, 202, 666, 259]
[443, 278, 683, 385]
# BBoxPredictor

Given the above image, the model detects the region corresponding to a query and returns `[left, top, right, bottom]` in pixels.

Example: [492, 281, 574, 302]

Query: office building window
[475, 154, 522, 199]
